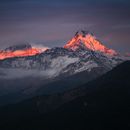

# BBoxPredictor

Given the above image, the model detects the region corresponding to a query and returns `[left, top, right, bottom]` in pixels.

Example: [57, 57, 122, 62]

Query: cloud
[30, 42, 50, 51]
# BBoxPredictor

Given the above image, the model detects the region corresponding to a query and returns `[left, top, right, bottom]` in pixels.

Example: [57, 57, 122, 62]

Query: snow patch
[75, 61, 98, 73]
[49, 56, 79, 76]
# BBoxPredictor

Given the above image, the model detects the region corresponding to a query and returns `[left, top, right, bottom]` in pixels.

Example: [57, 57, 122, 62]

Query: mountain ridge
[0, 31, 124, 80]
[0, 30, 118, 60]
[0, 44, 48, 60]
[0, 31, 125, 107]
[64, 30, 117, 55]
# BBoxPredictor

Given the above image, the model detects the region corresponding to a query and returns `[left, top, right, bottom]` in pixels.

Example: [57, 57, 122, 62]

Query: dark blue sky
[0, 0, 130, 53]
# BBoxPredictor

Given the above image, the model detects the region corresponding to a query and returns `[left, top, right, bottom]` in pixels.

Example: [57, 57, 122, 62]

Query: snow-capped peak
[0, 44, 48, 60]
[64, 30, 117, 55]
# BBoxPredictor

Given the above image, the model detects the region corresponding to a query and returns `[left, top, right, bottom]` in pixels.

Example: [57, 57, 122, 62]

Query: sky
[0, 0, 130, 54]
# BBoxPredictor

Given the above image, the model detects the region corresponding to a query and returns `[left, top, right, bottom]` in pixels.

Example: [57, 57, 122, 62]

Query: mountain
[0, 31, 123, 78]
[0, 47, 122, 76]
[0, 61, 129, 130]
[0, 48, 121, 106]
[0, 31, 124, 106]
[64, 30, 117, 55]
[0, 44, 48, 60]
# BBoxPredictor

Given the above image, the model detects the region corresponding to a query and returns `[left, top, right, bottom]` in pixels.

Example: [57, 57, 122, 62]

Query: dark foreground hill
[0, 61, 130, 130]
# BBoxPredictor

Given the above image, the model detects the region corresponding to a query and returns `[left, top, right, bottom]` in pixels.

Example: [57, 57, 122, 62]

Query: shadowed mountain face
[0, 61, 129, 130]
[0, 68, 104, 106]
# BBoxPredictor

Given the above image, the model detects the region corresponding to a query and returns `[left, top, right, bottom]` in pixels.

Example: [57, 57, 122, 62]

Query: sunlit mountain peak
[0, 44, 48, 60]
[64, 30, 117, 55]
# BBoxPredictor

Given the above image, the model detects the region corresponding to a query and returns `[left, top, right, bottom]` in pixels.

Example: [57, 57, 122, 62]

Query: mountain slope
[64, 30, 117, 55]
[0, 61, 129, 129]
[0, 46, 122, 78]
[0, 47, 123, 106]
[0, 67, 103, 106]
[0, 31, 124, 107]
[50, 61, 130, 130]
